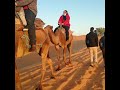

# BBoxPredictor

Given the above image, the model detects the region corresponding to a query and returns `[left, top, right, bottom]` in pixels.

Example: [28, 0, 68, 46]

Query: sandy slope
[73, 35, 86, 41]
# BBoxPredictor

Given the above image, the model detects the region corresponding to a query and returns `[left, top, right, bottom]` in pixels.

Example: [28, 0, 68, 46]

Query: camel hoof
[65, 63, 69, 67]
[55, 67, 61, 71]
[65, 62, 69, 65]
[68, 63, 73, 67]
[35, 83, 43, 90]
[50, 76, 56, 79]
[38, 52, 41, 56]
[69, 61, 72, 64]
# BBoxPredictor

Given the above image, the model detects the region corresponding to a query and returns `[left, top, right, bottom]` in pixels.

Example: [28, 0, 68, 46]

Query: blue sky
[36, 0, 105, 35]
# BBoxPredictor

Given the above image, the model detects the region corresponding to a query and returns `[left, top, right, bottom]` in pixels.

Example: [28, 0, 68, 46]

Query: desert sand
[15, 35, 105, 90]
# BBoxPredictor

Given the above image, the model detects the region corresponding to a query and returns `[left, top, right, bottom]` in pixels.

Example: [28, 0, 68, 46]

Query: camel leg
[67, 43, 72, 64]
[38, 47, 42, 56]
[63, 46, 67, 65]
[15, 63, 22, 90]
[40, 44, 49, 84]
[40, 53, 47, 83]
[22, 41, 26, 57]
[55, 45, 61, 71]
[47, 57, 55, 79]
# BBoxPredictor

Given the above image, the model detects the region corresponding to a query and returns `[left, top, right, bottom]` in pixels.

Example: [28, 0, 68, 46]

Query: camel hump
[54, 26, 60, 33]
[34, 18, 45, 29]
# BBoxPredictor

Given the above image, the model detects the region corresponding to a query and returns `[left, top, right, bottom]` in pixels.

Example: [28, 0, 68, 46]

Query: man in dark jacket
[15, 0, 37, 52]
[99, 33, 105, 66]
[86, 27, 98, 67]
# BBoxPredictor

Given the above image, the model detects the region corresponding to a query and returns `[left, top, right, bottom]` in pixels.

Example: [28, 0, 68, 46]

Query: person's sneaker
[29, 45, 36, 52]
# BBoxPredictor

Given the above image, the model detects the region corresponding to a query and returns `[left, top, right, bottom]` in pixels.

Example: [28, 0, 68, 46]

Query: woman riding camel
[55, 10, 70, 41]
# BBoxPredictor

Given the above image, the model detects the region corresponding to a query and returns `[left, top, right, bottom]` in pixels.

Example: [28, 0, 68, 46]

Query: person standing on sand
[99, 32, 105, 66]
[15, 0, 37, 52]
[85, 27, 98, 67]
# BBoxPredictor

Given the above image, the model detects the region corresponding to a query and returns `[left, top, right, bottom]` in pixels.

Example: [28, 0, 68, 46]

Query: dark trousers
[24, 9, 36, 45]
[62, 25, 70, 40]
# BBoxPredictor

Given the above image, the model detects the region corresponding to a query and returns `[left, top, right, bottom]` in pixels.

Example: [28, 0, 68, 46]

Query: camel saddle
[55, 26, 73, 37]
[15, 17, 45, 31]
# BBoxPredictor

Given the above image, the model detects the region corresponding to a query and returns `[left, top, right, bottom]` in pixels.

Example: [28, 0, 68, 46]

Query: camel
[15, 17, 55, 90]
[44, 25, 73, 71]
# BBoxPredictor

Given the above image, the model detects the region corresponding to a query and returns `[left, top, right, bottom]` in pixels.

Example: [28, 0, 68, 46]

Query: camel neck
[48, 29, 58, 44]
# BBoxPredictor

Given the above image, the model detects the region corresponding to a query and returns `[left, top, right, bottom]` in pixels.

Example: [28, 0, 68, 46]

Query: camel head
[44, 25, 53, 33]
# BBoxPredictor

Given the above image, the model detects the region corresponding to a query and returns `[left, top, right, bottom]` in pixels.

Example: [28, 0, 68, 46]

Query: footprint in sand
[75, 79, 81, 84]
[43, 83, 50, 87]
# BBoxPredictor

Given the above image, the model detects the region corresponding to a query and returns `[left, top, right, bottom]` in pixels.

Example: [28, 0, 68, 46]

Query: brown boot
[29, 44, 36, 52]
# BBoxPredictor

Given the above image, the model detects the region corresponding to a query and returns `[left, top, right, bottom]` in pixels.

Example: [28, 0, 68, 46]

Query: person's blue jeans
[24, 9, 36, 45]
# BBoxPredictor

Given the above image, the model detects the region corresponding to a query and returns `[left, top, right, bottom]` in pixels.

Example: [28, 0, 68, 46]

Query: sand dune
[73, 35, 86, 41]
